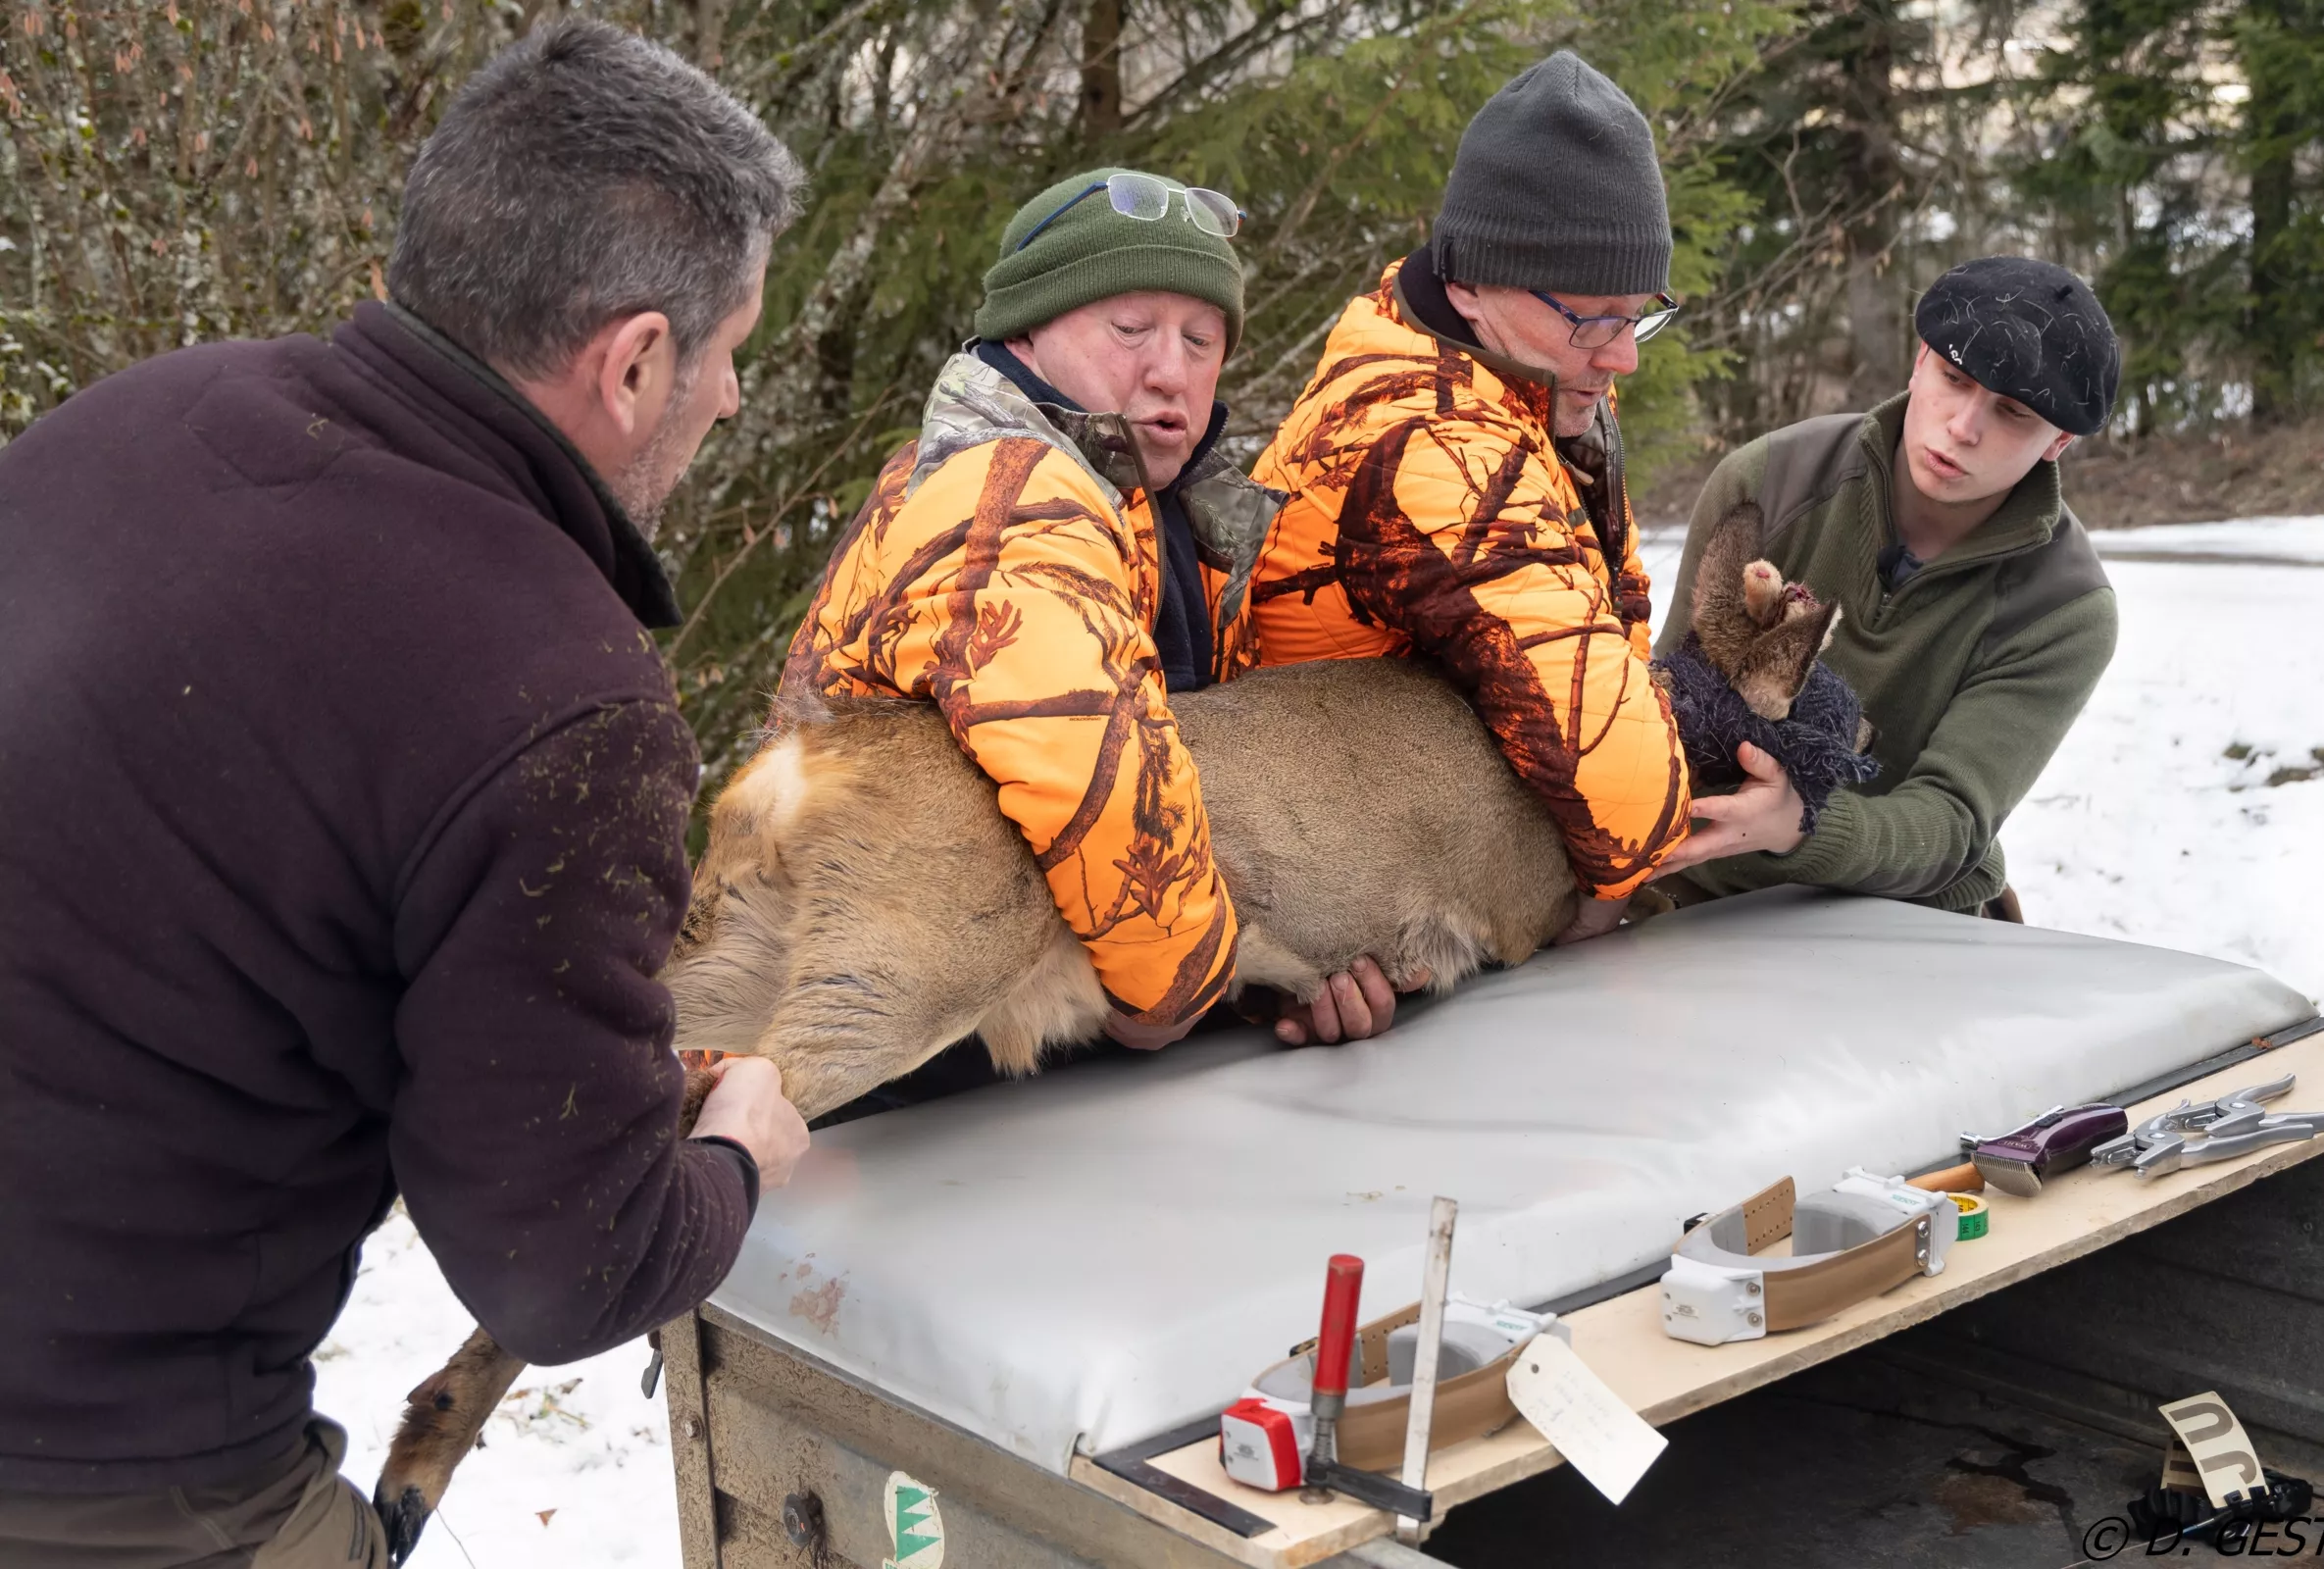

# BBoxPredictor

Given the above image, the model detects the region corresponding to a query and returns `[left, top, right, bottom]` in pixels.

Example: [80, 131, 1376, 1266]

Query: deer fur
[373, 657, 1578, 1560]
[371, 1327, 527, 1558]
[1653, 501, 1879, 833]
[665, 655, 1578, 1120]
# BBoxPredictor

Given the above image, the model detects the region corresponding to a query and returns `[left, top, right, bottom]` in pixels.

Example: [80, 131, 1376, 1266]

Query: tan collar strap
[1662, 1173, 1953, 1344]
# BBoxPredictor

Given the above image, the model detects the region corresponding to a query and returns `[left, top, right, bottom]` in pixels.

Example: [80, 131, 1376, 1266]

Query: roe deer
[374, 654, 1581, 1559]
[665, 655, 1580, 1120]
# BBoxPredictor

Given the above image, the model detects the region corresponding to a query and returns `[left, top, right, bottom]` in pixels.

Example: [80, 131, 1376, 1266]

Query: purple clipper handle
[1972, 1103, 2130, 1197]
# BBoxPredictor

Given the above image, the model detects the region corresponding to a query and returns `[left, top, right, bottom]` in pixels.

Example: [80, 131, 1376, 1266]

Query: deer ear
[1692, 500, 1767, 627]
[1737, 668, 1795, 721]
[1720, 499, 1767, 544]
[1776, 602, 1843, 698]
[1739, 600, 1842, 720]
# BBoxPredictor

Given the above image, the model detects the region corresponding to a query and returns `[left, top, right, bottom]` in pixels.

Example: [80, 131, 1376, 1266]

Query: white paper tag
[1505, 1333, 1668, 1505]
[2158, 1392, 2268, 1509]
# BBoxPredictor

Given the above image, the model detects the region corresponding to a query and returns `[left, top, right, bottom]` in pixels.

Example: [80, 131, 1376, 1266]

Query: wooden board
[1069, 1029, 2324, 1569]
[661, 1312, 722, 1569]
[693, 1306, 1252, 1569]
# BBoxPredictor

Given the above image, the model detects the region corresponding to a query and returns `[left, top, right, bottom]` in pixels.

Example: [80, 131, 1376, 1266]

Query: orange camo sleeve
[1337, 416, 1691, 897]
[779, 441, 918, 698]
[915, 440, 1239, 1026]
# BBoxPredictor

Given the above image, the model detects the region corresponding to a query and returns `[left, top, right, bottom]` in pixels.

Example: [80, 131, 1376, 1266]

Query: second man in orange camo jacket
[781, 169, 1279, 1043]
[1251, 52, 1692, 908]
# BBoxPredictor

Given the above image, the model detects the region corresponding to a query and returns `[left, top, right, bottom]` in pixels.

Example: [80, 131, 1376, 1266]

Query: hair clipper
[1963, 1103, 2129, 1197]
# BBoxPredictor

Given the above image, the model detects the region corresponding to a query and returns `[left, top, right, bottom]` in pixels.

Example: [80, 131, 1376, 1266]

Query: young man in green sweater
[1648, 256, 2120, 918]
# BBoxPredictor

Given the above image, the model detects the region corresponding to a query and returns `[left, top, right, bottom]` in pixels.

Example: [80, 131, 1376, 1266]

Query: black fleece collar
[344, 301, 683, 629]
[1388, 247, 1576, 396]
[1394, 243, 1482, 349]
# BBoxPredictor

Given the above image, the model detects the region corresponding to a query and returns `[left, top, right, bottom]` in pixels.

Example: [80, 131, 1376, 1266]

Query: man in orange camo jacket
[1251, 51, 1692, 941]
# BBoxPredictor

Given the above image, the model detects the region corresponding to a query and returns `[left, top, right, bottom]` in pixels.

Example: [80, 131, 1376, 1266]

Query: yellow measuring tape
[1947, 1191, 1990, 1240]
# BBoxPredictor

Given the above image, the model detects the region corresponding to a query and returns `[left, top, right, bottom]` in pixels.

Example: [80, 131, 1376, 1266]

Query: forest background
[3, 0, 2316, 801]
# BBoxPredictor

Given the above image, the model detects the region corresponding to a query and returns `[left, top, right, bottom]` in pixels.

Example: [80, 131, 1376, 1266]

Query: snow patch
[316, 1208, 679, 1567]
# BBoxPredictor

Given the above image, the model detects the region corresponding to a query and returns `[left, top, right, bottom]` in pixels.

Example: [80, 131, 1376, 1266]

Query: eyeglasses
[1528, 289, 1682, 350]
[1014, 172, 1244, 253]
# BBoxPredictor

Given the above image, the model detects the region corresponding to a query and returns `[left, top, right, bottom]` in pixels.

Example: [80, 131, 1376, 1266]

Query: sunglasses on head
[1015, 172, 1244, 253]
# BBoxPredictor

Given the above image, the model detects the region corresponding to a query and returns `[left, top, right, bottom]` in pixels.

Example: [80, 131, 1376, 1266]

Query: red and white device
[1220, 1254, 1365, 1493]
[1219, 1395, 1311, 1491]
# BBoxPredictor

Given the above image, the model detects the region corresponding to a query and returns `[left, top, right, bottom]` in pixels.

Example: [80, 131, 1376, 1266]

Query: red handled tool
[1309, 1253, 1363, 1459]
[1297, 1253, 1433, 1519]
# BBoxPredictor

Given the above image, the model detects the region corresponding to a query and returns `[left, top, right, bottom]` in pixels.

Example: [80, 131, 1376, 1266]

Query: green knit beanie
[975, 168, 1245, 351]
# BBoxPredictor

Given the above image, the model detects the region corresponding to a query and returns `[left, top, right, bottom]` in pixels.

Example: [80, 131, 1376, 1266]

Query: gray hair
[388, 20, 805, 380]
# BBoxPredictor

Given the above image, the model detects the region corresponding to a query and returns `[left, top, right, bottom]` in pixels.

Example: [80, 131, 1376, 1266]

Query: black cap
[1913, 257, 2119, 436]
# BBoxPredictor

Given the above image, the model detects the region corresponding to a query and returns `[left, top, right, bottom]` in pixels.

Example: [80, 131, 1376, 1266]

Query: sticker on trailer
[883, 1471, 945, 1568]
[2158, 1392, 2268, 1509]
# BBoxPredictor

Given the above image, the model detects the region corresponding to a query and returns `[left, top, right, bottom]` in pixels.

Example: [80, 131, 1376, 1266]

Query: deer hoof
[374, 1481, 433, 1566]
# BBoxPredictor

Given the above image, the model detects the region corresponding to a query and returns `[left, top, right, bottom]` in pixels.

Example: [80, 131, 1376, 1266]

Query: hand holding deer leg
[689, 1055, 810, 1187]
[1551, 894, 1631, 946]
[1650, 743, 1806, 875]
[1104, 1009, 1200, 1051]
[1275, 956, 1418, 1044]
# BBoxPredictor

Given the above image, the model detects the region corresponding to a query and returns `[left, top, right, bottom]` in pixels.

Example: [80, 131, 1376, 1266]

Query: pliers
[2089, 1073, 2324, 1179]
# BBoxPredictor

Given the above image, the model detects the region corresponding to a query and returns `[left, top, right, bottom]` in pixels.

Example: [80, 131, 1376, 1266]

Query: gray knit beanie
[1431, 51, 1672, 297]
[976, 167, 1245, 350]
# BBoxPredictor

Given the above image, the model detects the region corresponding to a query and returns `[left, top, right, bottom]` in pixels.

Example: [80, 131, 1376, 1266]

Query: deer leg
[370, 1070, 720, 1563]
[745, 980, 983, 1124]
[1221, 927, 1328, 1003]
[679, 1064, 717, 1131]
[975, 921, 1107, 1077]
[373, 1326, 528, 1564]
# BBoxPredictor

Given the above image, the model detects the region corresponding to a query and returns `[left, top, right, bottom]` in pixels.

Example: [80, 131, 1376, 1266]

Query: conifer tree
[0, 0, 1814, 794]
[2235, 0, 2324, 423]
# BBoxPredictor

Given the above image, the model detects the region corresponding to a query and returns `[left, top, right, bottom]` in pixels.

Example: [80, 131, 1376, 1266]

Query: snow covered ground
[2005, 519, 2324, 994]
[322, 515, 2324, 1568]
[316, 1212, 681, 1568]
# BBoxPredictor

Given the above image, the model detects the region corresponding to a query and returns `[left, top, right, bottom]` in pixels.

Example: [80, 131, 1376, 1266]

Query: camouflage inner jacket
[1248, 260, 1691, 898]
[781, 351, 1279, 1025]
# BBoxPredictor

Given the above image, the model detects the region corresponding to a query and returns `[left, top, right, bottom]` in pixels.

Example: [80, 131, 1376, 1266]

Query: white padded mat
[710, 888, 2312, 1473]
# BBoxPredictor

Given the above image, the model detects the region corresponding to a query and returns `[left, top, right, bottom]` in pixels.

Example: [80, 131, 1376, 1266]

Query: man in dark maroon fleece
[0, 21, 810, 1565]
